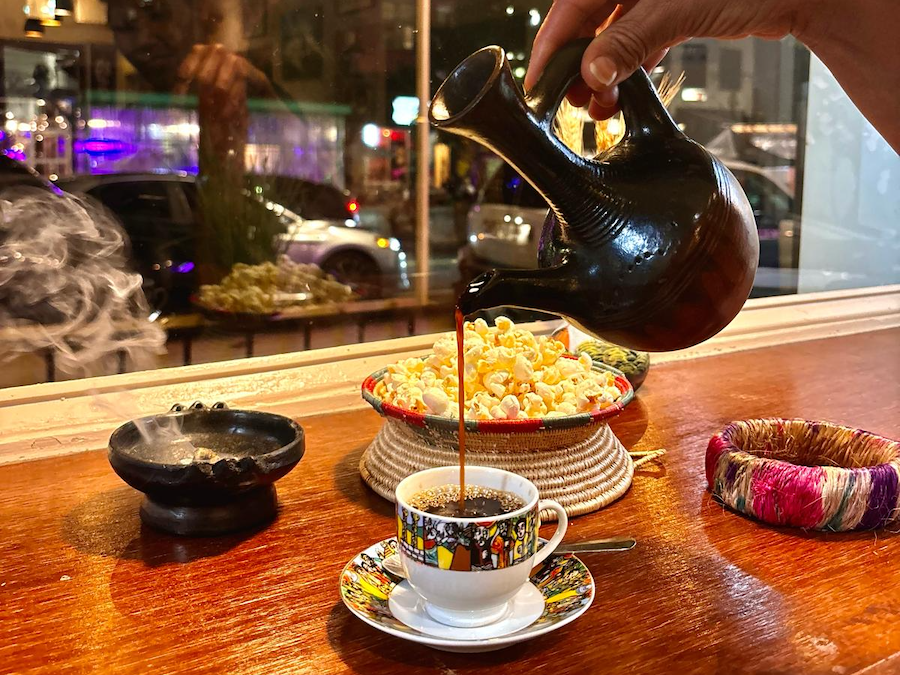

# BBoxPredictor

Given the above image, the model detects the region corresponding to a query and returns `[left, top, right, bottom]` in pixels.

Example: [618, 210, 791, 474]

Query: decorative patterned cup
[395, 465, 568, 627]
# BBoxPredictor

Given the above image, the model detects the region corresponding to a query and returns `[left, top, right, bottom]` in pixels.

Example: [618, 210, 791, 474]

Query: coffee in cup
[407, 484, 525, 518]
[395, 465, 568, 628]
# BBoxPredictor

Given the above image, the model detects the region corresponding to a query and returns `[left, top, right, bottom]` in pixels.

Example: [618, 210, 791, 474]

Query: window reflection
[0, 1, 895, 386]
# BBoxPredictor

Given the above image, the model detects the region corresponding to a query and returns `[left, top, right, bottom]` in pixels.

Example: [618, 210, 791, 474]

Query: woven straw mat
[360, 417, 633, 521]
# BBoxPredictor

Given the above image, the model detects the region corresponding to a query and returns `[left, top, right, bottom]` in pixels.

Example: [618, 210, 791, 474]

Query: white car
[459, 159, 798, 296]
[57, 172, 408, 311]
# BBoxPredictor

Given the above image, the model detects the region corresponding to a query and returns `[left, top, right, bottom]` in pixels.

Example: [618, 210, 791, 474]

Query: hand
[526, 0, 810, 120]
[174, 44, 275, 117]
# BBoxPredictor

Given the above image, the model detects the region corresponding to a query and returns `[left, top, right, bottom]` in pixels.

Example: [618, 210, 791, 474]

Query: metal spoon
[382, 537, 636, 579]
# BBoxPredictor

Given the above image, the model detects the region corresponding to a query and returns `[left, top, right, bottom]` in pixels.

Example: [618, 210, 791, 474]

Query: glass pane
[0, 2, 896, 389]
[90, 180, 171, 219]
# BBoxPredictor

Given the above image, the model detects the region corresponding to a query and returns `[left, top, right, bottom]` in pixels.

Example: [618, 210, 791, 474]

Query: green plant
[195, 172, 287, 274]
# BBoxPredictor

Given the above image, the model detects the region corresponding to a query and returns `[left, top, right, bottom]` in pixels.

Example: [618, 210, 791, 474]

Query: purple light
[74, 138, 137, 156]
[174, 261, 195, 274]
[3, 149, 26, 162]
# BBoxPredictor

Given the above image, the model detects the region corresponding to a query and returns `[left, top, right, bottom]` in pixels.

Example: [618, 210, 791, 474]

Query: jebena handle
[533, 499, 569, 567]
[525, 36, 680, 138]
[525, 37, 593, 125]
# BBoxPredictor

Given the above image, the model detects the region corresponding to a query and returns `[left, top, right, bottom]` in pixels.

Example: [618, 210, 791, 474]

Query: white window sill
[0, 285, 898, 465]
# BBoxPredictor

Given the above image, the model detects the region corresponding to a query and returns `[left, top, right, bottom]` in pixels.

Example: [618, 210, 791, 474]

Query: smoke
[0, 188, 166, 377]
[93, 391, 198, 460]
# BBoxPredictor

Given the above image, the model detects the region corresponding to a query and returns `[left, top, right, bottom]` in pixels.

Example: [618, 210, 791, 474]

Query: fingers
[527, 0, 672, 117]
[644, 47, 670, 72]
[174, 44, 206, 95]
[197, 44, 225, 89]
[566, 79, 593, 107]
[594, 84, 618, 109]
[214, 51, 242, 94]
[175, 44, 225, 94]
[585, 49, 669, 121]
[581, 2, 678, 90]
[525, 0, 617, 90]
[173, 43, 252, 117]
[588, 94, 618, 121]
[588, 85, 619, 120]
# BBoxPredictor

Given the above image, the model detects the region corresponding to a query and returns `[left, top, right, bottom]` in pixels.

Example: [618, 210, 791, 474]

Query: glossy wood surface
[1, 329, 899, 674]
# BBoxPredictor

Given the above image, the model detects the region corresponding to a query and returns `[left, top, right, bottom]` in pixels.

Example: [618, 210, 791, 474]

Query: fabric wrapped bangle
[707, 418, 900, 531]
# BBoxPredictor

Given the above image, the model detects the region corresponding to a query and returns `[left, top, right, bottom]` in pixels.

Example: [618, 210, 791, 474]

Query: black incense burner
[108, 402, 304, 536]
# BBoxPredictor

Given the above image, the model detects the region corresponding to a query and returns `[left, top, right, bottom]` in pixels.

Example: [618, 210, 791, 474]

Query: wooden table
[1, 329, 898, 674]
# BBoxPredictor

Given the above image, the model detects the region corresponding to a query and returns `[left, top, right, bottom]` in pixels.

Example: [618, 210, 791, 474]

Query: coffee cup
[394, 465, 568, 628]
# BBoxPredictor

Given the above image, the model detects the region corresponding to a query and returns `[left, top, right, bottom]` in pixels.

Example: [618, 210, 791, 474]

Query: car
[247, 174, 362, 227]
[458, 158, 798, 296]
[0, 155, 62, 193]
[723, 159, 796, 270]
[56, 172, 408, 314]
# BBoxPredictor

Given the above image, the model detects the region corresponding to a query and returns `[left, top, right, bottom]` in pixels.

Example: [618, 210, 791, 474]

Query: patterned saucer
[389, 579, 545, 640]
[339, 537, 594, 653]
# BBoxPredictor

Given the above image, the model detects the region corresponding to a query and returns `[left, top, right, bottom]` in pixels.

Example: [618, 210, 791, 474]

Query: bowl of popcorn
[359, 317, 636, 519]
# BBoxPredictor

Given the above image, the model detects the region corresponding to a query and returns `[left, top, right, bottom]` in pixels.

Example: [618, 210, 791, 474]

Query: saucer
[389, 580, 545, 640]
[339, 537, 594, 653]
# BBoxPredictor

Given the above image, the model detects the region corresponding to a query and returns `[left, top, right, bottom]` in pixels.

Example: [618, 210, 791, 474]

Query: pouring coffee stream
[434, 38, 759, 353]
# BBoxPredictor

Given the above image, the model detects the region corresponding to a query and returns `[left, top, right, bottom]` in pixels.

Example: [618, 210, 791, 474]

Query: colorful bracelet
[706, 419, 900, 531]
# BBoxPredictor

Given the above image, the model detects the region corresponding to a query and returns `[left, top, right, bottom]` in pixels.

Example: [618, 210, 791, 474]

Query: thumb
[581, 4, 678, 89]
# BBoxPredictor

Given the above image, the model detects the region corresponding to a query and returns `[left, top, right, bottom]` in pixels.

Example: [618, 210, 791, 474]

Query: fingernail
[589, 57, 618, 87]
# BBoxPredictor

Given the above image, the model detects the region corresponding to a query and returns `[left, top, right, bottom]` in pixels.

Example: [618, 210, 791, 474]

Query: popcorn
[423, 388, 450, 415]
[484, 370, 510, 398]
[376, 317, 622, 420]
[523, 392, 547, 417]
[494, 316, 513, 333]
[498, 394, 521, 420]
[534, 381, 555, 404]
[556, 401, 577, 416]
[513, 354, 534, 382]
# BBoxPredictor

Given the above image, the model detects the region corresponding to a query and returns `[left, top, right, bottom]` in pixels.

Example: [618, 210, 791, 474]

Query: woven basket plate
[359, 358, 635, 520]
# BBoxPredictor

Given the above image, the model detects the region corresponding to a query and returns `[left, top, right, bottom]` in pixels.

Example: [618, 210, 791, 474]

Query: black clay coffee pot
[431, 38, 758, 352]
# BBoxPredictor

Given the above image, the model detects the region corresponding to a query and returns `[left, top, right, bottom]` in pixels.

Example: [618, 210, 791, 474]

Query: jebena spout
[429, 47, 502, 131]
[458, 264, 576, 318]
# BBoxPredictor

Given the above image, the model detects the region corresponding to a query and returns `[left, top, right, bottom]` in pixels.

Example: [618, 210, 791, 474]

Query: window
[731, 170, 793, 221]
[719, 48, 743, 92]
[682, 43, 708, 88]
[0, 1, 896, 387]
[88, 181, 174, 269]
[301, 187, 346, 221]
[481, 165, 546, 210]
[90, 181, 172, 221]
